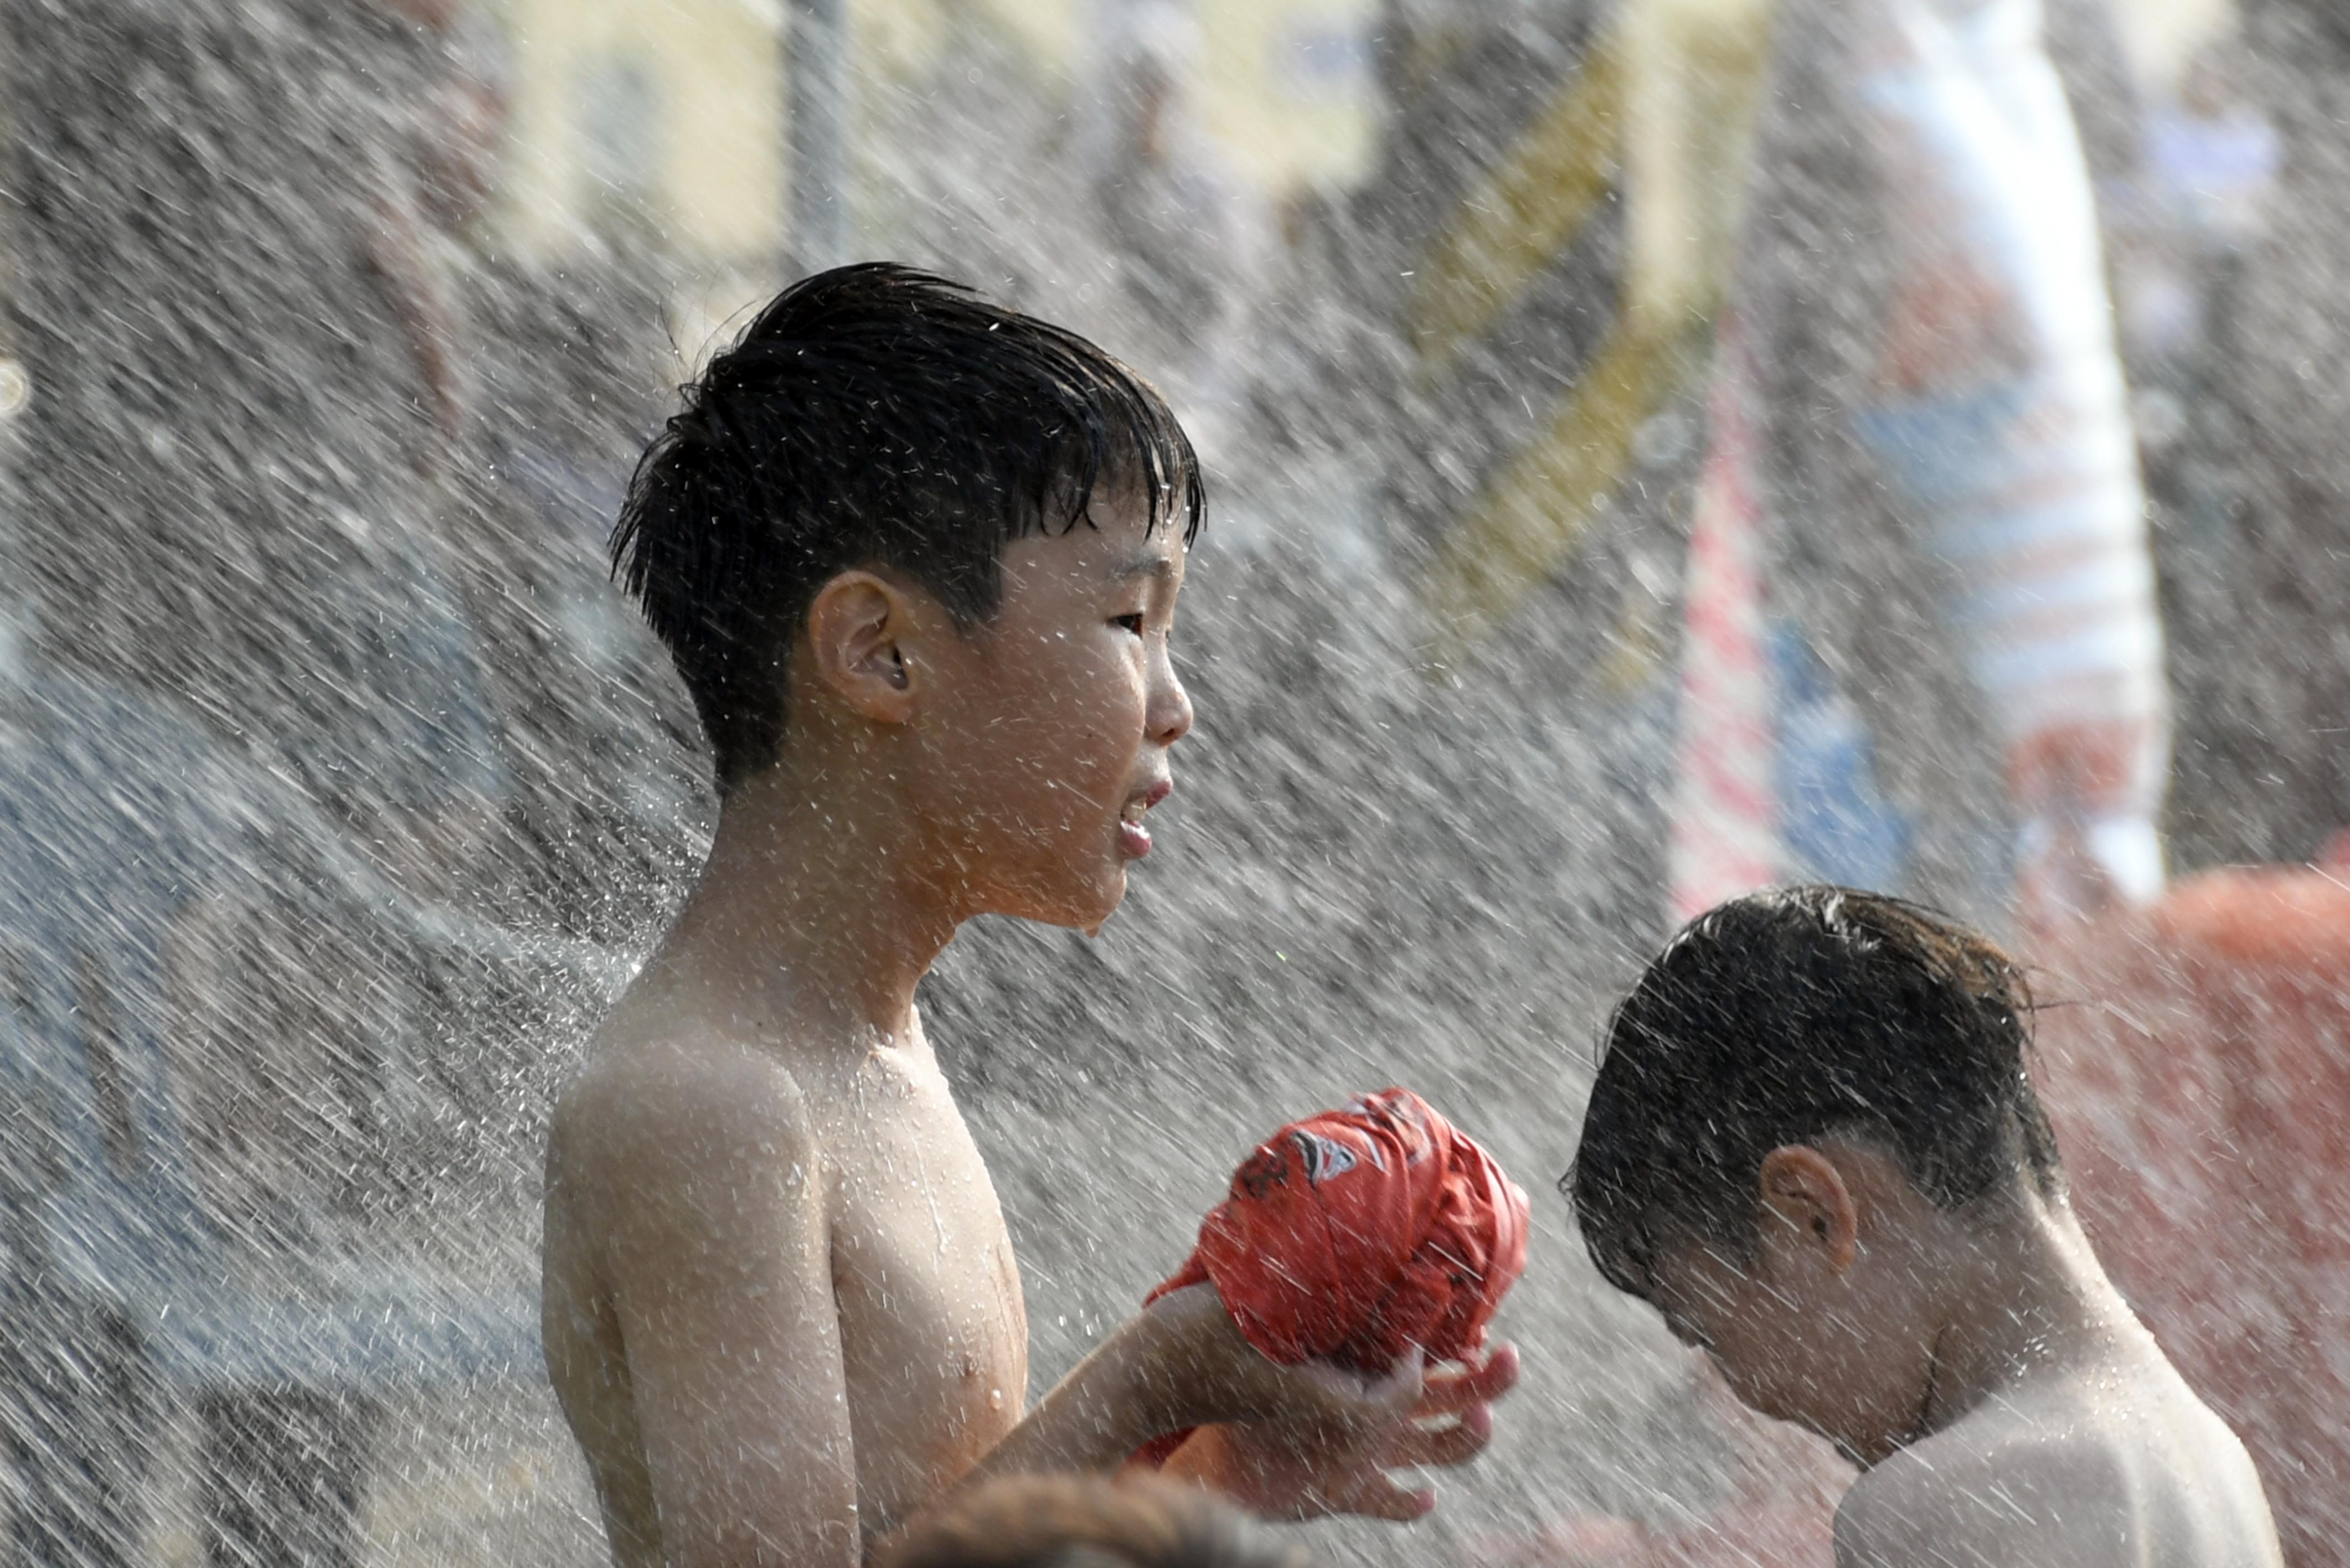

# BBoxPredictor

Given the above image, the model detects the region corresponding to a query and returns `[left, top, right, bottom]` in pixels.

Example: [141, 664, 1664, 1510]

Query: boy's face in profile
[911, 484, 1192, 932]
[1645, 1144, 1946, 1464]
[1652, 1239, 1852, 1432]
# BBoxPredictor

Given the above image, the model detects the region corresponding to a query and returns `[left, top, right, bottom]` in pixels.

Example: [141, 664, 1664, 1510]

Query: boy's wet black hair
[1565, 886, 2063, 1299]
[611, 262, 1204, 791]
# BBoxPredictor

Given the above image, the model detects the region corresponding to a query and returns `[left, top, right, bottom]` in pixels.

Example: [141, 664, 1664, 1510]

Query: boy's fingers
[1415, 1341, 1520, 1419]
[1342, 1474, 1438, 1523]
[1310, 1343, 1425, 1426]
[1386, 1401, 1494, 1469]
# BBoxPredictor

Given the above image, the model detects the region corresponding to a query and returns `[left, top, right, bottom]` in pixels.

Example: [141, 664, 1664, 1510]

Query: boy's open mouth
[1118, 780, 1172, 858]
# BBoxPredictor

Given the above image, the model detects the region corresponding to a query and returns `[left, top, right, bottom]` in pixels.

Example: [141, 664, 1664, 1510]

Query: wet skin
[543, 1008, 1028, 1567]
[1648, 1140, 2283, 1568]
[542, 498, 1514, 1567]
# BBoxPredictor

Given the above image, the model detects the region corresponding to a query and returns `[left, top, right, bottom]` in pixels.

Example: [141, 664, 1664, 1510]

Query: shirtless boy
[1568, 887, 2282, 1568]
[542, 265, 1515, 1568]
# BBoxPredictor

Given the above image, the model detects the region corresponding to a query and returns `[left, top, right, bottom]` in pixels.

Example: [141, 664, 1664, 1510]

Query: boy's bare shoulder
[1836, 1361, 2280, 1568]
[1835, 1404, 2126, 1568]
[549, 999, 823, 1209]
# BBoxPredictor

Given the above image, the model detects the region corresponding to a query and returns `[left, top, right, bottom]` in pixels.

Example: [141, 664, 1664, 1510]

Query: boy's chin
[1074, 875, 1129, 938]
[988, 868, 1128, 935]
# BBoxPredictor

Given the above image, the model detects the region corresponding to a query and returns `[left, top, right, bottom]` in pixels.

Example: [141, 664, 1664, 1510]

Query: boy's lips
[1119, 778, 1173, 859]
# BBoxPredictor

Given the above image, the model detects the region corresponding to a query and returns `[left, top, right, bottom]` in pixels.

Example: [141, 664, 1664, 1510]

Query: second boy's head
[1567, 888, 2066, 1462]
[614, 264, 1200, 929]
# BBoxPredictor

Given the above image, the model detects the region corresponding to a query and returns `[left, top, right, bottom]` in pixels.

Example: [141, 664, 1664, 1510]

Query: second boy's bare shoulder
[1837, 1353, 2281, 1568]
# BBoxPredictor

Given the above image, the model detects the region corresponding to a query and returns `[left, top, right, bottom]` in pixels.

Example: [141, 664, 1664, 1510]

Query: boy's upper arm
[579, 1046, 859, 1568]
[1834, 1436, 2128, 1568]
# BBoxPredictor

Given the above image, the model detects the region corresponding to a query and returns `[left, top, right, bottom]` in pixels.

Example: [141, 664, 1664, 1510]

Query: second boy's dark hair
[1566, 886, 2063, 1298]
[611, 262, 1203, 791]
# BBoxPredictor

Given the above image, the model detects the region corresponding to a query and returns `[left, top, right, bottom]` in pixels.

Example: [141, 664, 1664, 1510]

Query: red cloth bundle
[1136, 1089, 1530, 1465]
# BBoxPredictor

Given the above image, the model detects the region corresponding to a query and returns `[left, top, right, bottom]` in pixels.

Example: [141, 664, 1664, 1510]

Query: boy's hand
[1136, 1282, 1520, 1520]
[1163, 1348, 1517, 1520]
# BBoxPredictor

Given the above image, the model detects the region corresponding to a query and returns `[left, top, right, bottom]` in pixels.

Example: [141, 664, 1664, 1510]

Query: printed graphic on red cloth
[1136, 1089, 1530, 1466]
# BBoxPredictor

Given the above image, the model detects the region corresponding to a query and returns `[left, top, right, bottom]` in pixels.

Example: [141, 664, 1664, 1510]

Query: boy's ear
[1756, 1145, 1860, 1275]
[804, 570, 920, 724]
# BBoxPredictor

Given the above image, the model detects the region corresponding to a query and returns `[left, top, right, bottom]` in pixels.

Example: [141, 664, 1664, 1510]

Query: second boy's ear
[1756, 1145, 1860, 1275]
[804, 570, 924, 724]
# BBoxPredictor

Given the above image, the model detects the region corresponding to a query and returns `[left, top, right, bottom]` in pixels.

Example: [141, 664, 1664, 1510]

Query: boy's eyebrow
[1110, 553, 1177, 582]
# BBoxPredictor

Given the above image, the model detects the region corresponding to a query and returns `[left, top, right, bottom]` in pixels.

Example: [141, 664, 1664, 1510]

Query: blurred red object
[2034, 859, 2350, 1567]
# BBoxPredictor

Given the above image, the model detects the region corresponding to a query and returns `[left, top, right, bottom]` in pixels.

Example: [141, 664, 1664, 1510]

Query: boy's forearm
[969, 1320, 1179, 1481]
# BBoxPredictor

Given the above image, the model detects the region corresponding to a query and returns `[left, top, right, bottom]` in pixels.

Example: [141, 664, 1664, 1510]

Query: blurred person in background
[411, 1, 710, 940]
[2103, 23, 2280, 865]
[2109, 31, 2276, 431]
[7, 0, 508, 905]
[1084, 0, 1274, 461]
[1739, 0, 2165, 938]
[2109, 27, 2276, 631]
[1230, 0, 1696, 873]
[2162, 0, 2350, 870]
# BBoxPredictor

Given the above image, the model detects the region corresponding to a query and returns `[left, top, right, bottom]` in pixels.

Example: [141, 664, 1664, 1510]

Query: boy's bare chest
[819, 1060, 1027, 1521]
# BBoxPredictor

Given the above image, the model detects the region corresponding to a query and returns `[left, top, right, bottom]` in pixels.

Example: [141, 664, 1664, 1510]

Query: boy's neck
[1915, 1198, 2137, 1440]
[661, 752, 962, 1050]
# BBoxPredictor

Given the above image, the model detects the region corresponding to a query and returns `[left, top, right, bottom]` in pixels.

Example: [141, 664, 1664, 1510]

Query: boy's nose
[1149, 655, 1193, 747]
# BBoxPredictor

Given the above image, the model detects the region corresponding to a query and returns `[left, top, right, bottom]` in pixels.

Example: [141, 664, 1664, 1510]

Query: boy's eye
[1112, 613, 1146, 636]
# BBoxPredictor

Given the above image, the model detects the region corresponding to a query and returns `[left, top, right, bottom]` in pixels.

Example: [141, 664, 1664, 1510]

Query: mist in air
[2, 0, 2344, 1564]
